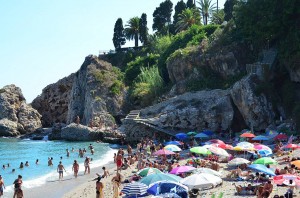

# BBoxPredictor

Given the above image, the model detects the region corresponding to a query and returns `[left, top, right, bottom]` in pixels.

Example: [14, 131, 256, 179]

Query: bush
[110, 80, 124, 96]
[131, 66, 164, 106]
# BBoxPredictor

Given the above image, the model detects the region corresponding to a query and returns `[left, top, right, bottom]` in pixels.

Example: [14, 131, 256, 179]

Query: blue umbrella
[147, 181, 188, 198]
[175, 133, 188, 140]
[164, 141, 182, 146]
[257, 149, 273, 157]
[194, 133, 209, 138]
[122, 182, 148, 197]
[248, 164, 275, 176]
[252, 135, 270, 141]
[202, 130, 214, 136]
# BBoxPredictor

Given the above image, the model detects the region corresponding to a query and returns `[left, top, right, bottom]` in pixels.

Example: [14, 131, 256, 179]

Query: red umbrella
[212, 143, 233, 150]
[240, 133, 256, 138]
[274, 134, 288, 140]
[273, 174, 300, 186]
[284, 144, 299, 149]
[207, 139, 225, 145]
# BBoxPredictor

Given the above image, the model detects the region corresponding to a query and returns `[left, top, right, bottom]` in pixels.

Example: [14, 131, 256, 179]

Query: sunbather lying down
[233, 183, 259, 195]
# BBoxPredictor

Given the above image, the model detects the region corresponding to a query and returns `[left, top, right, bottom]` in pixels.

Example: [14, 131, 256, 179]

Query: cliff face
[31, 74, 75, 126]
[33, 55, 125, 128]
[123, 75, 276, 141]
[0, 85, 42, 136]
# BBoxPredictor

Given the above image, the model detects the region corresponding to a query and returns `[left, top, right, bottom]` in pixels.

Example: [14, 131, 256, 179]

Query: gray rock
[230, 75, 275, 130]
[0, 85, 42, 136]
[60, 123, 103, 141]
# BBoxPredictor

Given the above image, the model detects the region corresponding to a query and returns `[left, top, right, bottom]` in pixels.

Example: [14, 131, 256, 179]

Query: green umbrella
[253, 157, 277, 165]
[190, 146, 212, 155]
[139, 173, 182, 186]
[187, 131, 197, 136]
[137, 167, 162, 177]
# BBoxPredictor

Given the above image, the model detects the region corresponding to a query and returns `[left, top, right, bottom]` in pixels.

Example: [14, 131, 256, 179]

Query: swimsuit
[59, 170, 63, 174]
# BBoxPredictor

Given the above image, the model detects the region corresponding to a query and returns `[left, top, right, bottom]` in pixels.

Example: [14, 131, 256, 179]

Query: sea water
[0, 137, 116, 192]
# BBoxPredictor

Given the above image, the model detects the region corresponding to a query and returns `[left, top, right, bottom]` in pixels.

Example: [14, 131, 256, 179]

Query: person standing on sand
[112, 172, 121, 198]
[57, 161, 66, 180]
[96, 177, 104, 198]
[116, 154, 123, 172]
[13, 175, 22, 198]
[0, 175, 5, 197]
[72, 160, 79, 178]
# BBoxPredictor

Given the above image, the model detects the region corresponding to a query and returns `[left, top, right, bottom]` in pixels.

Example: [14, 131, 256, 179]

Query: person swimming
[19, 162, 24, 169]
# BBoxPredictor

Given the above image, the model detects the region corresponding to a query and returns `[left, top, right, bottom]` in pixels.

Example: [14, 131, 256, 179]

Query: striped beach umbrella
[121, 182, 148, 196]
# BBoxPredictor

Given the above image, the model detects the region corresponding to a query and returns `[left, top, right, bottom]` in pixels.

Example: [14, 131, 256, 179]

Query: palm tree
[125, 17, 140, 47]
[197, 0, 216, 25]
[176, 8, 201, 32]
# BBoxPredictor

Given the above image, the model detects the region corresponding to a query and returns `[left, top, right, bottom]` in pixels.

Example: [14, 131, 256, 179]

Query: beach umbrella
[194, 133, 209, 138]
[187, 131, 197, 136]
[164, 145, 182, 152]
[147, 181, 188, 198]
[237, 142, 254, 149]
[273, 174, 300, 186]
[206, 139, 225, 146]
[190, 146, 211, 155]
[291, 160, 300, 169]
[240, 132, 255, 138]
[265, 130, 278, 137]
[202, 130, 214, 136]
[208, 146, 229, 157]
[284, 144, 299, 149]
[175, 133, 187, 140]
[191, 168, 222, 177]
[153, 149, 175, 156]
[256, 149, 273, 157]
[248, 164, 275, 176]
[122, 182, 148, 197]
[274, 134, 288, 140]
[137, 168, 162, 177]
[228, 158, 250, 166]
[252, 135, 269, 141]
[180, 173, 222, 189]
[253, 144, 272, 152]
[253, 157, 277, 165]
[139, 173, 182, 186]
[164, 141, 182, 146]
[169, 166, 196, 174]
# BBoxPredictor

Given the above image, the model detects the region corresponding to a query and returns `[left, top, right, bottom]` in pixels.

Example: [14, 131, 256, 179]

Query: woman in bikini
[84, 157, 90, 174]
[72, 160, 79, 178]
[112, 172, 122, 198]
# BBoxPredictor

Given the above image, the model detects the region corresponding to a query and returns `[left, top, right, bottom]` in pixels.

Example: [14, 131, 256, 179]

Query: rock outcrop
[60, 123, 103, 141]
[0, 85, 42, 136]
[32, 55, 126, 130]
[122, 75, 275, 141]
[31, 74, 75, 127]
[230, 75, 275, 130]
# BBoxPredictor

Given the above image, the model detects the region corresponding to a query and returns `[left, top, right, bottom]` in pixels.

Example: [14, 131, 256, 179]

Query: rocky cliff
[0, 85, 42, 136]
[122, 75, 276, 141]
[32, 74, 75, 126]
[32, 55, 125, 129]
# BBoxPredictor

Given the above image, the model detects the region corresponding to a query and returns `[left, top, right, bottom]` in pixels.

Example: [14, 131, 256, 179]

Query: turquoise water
[0, 137, 116, 192]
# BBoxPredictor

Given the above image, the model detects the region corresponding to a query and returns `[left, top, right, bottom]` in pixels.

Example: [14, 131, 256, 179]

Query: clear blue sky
[0, 0, 225, 102]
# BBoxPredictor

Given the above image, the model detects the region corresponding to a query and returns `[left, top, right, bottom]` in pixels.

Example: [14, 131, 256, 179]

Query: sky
[0, 0, 226, 103]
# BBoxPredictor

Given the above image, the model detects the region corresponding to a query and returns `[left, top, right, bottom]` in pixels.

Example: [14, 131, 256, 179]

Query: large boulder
[60, 123, 103, 141]
[0, 85, 42, 136]
[230, 75, 275, 130]
[31, 74, 75, 127]
[140, 89, 234, 132]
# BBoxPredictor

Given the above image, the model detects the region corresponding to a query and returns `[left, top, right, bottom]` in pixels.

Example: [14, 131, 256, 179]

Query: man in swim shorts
[57, 161, 66, 180]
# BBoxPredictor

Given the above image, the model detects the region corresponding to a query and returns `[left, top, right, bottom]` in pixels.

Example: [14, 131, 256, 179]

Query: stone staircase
[125, 110, 141, 120]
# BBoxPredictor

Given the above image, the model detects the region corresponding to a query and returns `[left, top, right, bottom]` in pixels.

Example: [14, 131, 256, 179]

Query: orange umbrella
[291, 160, 300, 168]
[240, 132, 256, 138]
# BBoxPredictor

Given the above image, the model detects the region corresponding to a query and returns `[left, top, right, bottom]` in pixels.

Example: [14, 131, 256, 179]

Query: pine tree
[139, 13, 148, 45]
[112, 18, 126, 50]
[152, 0, 173, 35]
[186, 0, 196, 8]
[173, 0, 186, 27]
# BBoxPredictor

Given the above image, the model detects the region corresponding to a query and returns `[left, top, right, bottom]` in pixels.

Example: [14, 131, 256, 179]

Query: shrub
[110, 80, 124, 96]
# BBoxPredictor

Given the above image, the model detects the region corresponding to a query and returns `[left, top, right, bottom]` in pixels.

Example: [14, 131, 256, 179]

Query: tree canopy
[152, 0, 173, 35]
[176, 8, 201, 32]
[125, 17, 140, 47]
[139, 13, 149, 45]
[112, 18, 126, 50]
[197, 0, 216, 25]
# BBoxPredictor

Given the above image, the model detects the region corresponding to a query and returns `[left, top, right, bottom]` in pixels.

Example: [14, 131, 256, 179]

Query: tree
[152, 0, 173, 35]
[197, 0, 216, 25]
[186, 0, 196, 9]
[224, 0, 238, 21]
[139, 13, 148, 45]
[112, 18, 126, 50]
[211, 9, 225, 25]
[173, 0, 186, 27]
[125, 17, 140, 47]
[176, 8, 201, 32]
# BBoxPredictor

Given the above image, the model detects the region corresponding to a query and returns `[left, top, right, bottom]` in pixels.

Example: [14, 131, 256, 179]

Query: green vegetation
[112, 18, 126, 50]
[125, 17, 140, 47]
[131, 66, 164, 106]
[152, 0, 173, 35]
